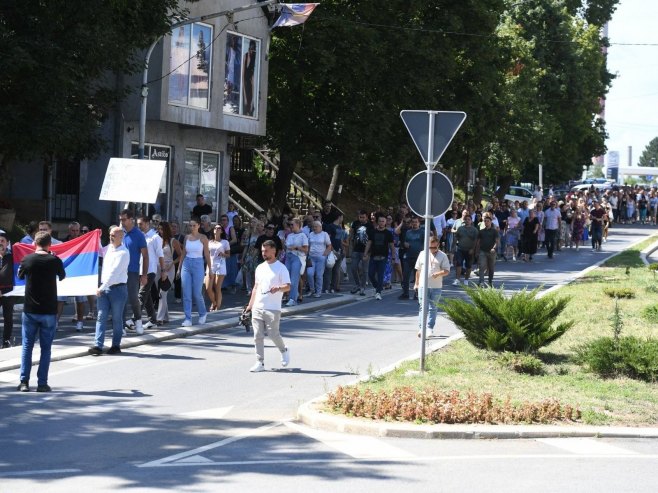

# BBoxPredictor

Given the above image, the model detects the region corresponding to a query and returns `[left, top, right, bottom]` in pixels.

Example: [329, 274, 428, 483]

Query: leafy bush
[603, 287, 635, 299]
[497, 352, 545, 375]
[326, 386, 580, 424]
[575, 336, 658, 382]
[642, 304, 658, 323]
[440, 286, 573, 353]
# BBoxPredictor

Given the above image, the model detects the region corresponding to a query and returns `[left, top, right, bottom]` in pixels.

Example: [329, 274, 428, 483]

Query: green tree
[266, 0, 506, 210]
[639, 137, 658, 167]
[0, 0, 195, 177]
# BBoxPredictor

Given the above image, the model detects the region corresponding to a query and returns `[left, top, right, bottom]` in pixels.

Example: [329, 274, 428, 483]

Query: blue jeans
[285, 253, 303, 302]
[223, 255, 239, 288]
[182, 257, 207, 320]
[20, 312, 57, 386]
[368, 257, 387, 294]
[306, 255, 327, 295]
[95, 284, 128, 349]
[418, 288, 442, 330]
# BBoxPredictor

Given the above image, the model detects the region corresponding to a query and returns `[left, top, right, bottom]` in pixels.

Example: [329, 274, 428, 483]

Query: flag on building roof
[272, 3, 319, 28]
[7, 229, 101, 297]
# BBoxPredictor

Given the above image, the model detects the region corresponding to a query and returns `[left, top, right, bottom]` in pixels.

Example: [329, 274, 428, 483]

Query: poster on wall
[99, 158, 166, 203]
[223, 32, 260, 118]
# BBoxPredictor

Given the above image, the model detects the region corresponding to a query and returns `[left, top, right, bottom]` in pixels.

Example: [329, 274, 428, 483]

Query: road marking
[0, 468, 81, 477]
[180, 406, 234, 420]
[131, 453, 658, 468]
[0, 371, 19, 383]
[284, 421, 415, 459]
[537, 438, 640, 456]
[139, 420, 289, 467]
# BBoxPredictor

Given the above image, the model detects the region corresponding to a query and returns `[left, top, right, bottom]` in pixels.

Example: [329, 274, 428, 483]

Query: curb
[296, 232, 658, 440]
[297, 397, 658, 439]
[0, 294, 360, 373]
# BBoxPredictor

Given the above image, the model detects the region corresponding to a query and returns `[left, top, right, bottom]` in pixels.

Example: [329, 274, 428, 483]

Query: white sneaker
[452, 279, 461, 286]
[375, 292, 382, 300]
[285, 299, 297, 307]
[124, 319, 135, 330]
[198, 314, 207, 324]
[135, 320, 144, 335]
[281, 348, 290, 367]
[181, 319, 192, 327]
[250, 361, 265, 372]
[512, 255, 516, 261]
[75, 321, 83, 332]
[143, 321, 157, 329]
[428, 329, 435, 338]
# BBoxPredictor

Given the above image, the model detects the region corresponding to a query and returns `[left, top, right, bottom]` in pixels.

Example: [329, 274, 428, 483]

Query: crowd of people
[1, 184, 655, 388]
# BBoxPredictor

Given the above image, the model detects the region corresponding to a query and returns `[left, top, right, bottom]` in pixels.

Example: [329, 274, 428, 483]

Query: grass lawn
[340, 236, 658, 426]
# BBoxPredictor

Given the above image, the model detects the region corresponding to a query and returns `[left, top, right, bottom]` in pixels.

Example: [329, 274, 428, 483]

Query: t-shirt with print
[415, 249, 451, 289]
[350, 220, 371, 253]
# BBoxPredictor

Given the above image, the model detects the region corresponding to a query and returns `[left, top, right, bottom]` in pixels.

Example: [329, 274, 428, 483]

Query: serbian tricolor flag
[7, 229, 101, 297]
[272, 3, 319, 28]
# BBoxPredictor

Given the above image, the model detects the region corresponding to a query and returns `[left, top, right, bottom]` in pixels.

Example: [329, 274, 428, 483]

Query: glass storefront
[184, 150, 221, 220]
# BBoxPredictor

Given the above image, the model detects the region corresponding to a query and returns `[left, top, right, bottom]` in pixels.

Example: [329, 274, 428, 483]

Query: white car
[502, 186, 534, 204]
[571, 179, 613, 192]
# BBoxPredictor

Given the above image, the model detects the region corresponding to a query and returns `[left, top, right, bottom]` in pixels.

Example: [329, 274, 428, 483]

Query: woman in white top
[206, 226, 230, 311]
[306, 221, 332, 297]
[156, 221, 182, 324]
[284, 218, 308, 307]
[176, 217, 211, 327]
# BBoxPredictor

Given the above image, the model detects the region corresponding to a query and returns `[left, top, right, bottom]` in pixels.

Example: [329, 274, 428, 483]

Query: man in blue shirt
[399, 216, 424, 300]
[119, 209, 148, 335]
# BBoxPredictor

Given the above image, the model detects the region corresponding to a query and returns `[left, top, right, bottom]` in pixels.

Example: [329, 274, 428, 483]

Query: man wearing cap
[543, 201, 561, 259]
[88, 227, 130, 356]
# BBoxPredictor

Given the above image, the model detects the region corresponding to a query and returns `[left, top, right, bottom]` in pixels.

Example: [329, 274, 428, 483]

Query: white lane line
[285, 421, 415, 460]
[133, 453, 658, 468]
[180, 406, 234, 420]
[0, 371, 20, 383]
[0, 468, 81, 477]
[139, 419, 289, 468]
[537, 438, 640, 456]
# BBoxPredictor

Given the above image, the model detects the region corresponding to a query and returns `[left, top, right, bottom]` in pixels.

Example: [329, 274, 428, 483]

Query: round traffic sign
[405, 170, 454, 218]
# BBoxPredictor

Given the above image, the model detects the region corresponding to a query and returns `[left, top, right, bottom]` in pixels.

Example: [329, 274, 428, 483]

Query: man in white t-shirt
[246, 240, 291, 372]
[414, 237, 451, 338]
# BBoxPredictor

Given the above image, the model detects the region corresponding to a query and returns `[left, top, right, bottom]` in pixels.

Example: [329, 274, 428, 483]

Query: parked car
[497, 185, 534, 204]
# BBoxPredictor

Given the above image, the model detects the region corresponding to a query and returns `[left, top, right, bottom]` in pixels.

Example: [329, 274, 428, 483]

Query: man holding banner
[17, 232, 66, 392]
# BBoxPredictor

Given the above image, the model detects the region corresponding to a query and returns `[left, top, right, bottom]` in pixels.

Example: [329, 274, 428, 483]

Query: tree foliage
[0, 0, 195, 168]
[267, 0, 620, 207]
[639, 137, 658, 167]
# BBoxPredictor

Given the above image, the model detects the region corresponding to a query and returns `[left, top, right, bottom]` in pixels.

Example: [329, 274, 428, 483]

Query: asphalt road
[0, 224, 657, 492]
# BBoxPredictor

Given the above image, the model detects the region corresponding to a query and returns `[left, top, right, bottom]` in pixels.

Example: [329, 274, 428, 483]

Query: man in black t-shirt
[17, 232, 66, 393]
[364, 215, 395, 300]
[192, 194, 212, 218]
[349, 210, 372, 296]
[255, 223, 283, 262]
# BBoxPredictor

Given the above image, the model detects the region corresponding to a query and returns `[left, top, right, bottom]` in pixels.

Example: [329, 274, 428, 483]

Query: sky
[605, 0, 658, 167]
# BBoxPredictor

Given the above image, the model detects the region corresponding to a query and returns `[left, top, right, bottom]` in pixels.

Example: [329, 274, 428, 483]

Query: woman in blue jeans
[177, 217, 212, 326]
[306, 221, 332, 297]
[284, 218, 308, 307]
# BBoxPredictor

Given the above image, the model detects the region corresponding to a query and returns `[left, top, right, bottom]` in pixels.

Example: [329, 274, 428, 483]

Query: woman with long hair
[176, 216, 211, 326]
[157, 221, 182, 324]
[207, 225, 230, 310]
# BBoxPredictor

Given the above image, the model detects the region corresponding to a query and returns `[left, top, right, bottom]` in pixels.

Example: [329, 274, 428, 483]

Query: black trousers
[1, 295, 15, 343]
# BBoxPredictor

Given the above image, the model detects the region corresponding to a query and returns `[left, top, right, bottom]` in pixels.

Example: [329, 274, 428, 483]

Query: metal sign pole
[419, 112, 436, 373]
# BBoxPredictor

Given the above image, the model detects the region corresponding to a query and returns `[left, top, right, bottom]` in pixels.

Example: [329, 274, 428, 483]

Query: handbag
[326, 251, 337, 268]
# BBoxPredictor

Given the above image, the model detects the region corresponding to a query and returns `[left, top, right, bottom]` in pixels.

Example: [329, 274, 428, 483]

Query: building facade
[6, 0, 270, 230]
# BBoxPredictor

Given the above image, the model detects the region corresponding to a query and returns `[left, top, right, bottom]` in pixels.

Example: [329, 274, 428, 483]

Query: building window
[184, 150, 221, 219]
[223, 32, 260, 118]
[169, 23, 213, 109]
[131, 143, 172, 218]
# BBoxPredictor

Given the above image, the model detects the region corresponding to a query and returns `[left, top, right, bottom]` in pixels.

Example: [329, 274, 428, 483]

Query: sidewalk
[0, 285, 361, 373]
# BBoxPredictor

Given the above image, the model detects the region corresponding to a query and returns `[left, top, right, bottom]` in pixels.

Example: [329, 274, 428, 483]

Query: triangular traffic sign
[400, 110, 467, 166]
